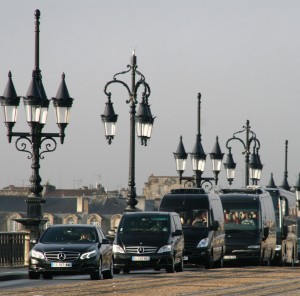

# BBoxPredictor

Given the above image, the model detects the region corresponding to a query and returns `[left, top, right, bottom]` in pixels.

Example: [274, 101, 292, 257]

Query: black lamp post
[0, 10, 74, 240]
[279, 140, 290, 191]
[224, 120, 262, 186]
[101, 51, 154, 211]
[173, 93, 224, 190]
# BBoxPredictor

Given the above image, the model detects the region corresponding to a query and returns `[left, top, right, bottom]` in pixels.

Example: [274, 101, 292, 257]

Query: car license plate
[224, 255, 236, 260]
[132, 256, 150, 261]
[183, 256, 188, 261]
[51, 262, 72, 267]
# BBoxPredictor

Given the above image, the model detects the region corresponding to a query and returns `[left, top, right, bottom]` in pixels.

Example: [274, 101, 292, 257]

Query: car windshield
[40, 227, 98, 243]
[119, 215, 170, 233]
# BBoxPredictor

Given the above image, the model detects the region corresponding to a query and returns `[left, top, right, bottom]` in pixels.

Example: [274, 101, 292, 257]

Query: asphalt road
[1, 266, 300, 296]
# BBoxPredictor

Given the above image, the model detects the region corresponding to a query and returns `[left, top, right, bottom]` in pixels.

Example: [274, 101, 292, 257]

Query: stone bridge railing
[0, 232, 30, 267]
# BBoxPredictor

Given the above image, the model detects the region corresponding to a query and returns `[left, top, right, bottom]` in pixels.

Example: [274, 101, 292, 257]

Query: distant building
[0, 183, 158, 236]
[143, 174, 183, 199]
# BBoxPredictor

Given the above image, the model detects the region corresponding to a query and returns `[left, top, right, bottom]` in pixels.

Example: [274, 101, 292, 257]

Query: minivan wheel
[174, 256, 183, 272]
[166, 256, 175, 273]
[205, 251, 214, 269]
[291, 247, 295, 267]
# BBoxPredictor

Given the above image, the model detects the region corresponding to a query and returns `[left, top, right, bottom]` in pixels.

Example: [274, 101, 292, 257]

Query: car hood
[33, 242, 97, 253]
[116, 232, 169, 246]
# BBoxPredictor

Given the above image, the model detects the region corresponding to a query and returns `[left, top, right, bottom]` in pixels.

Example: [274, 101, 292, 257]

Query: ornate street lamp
[0, 10, 74, 240]
[173, 93, 224, 190]
[224, 120, 262, 186]
[101, 51, 154, 211]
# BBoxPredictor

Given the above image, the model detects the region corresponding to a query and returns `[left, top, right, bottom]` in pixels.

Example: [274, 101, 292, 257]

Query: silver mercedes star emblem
[137, 247, 144, 254]
[58, 252, 66, 260]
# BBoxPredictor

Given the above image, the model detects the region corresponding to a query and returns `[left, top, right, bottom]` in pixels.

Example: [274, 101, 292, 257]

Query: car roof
[47, 224, 98, 229]
[123, 211, 176, 216]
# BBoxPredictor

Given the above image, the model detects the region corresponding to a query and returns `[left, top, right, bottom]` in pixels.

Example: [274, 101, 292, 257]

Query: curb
[0, 269, 28, 281]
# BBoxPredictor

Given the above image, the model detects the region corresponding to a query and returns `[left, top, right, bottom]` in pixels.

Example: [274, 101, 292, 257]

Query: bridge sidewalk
[0, 267, 28, 281]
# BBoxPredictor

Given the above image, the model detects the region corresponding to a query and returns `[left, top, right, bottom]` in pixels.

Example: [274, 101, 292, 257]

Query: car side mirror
[172, 229, 182, 237]
[262, 226, 269, 240]
[102, 238, 110, 245]
[211, 220, 219, 231]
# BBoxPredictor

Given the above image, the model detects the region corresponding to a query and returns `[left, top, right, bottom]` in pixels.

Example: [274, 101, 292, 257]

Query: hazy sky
[0, 0, 299, 195]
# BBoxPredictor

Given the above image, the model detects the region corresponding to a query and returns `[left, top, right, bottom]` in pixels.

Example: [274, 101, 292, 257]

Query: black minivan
[113, 211, 184, 273]
[220, 188, 276, 265]
[159, 188, 225, 269]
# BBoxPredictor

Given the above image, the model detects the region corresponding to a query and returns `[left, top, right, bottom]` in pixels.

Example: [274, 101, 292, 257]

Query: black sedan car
[28, 224, 113, 280]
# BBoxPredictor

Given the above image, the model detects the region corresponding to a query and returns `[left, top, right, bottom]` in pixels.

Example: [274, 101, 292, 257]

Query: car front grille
[125, 246, 157, 254]
[44, 251, 80, 262]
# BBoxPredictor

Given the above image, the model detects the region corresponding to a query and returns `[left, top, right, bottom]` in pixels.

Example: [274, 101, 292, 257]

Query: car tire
[90, 259, 102, 280]
[205, 250, 214, 269]
[174, 256, 183, 272]
[113, 268, 121, 274]
[103, 259, 114, 279]
[28, 271, 40, 280]
[123, 267, 130, 274]
[166, 256, 175, 273]
[42, 272, 53, 279]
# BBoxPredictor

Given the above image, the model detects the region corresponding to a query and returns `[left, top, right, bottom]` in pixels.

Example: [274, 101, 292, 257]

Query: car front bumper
[113, 253, 173, 270]
[28, 258, 99, 275]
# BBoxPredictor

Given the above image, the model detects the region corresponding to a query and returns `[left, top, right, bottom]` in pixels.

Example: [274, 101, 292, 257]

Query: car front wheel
[90, 259, 102, 280]
[42, 272, 53, 279]
[28, 271, 40, 280]
[103, 259, 114, 279]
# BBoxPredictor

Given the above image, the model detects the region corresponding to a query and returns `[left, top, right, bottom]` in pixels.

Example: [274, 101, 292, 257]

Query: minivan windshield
[222, 201, 260, 231]
[119, 215, 170, 233]
[175, 209, 209, 229]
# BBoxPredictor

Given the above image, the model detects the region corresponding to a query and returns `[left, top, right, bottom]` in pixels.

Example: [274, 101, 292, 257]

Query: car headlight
[157, 245, 172, 253]
[275, 245, 282, 251]
[30, 249, 45, 259]
[113, 244, 125, 254]
[197, 238, 209, 248]
[248, 245, 260, 249]
[80, 250, 97, 259]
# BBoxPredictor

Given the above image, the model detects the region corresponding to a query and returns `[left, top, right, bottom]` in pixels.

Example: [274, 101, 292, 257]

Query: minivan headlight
[197, 238, 209, 248]
[157, 245, 172, 253]
[113, 244, 125, 254]
[30, 249, 45, 259]
[80, 250, 97, 259]
[248, 245, 260, 249]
